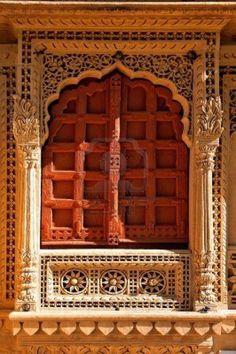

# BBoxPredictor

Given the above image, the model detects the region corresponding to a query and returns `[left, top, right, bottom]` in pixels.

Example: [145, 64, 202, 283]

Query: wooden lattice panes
[41, 71, 188, 247]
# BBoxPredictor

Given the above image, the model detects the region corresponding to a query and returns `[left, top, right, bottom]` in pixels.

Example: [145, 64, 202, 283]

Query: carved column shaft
[195, 143, 216, 253]
[193, 97, 223, 309]
[107, 74, 121, 245]
[13, 96, 40, 311]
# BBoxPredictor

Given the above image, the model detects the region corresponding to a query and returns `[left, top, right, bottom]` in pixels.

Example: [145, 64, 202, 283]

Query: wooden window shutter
[41, 73, 188, 247]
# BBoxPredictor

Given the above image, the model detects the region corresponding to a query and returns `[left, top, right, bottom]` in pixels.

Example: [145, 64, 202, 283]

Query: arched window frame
[41, 71, 189, 247]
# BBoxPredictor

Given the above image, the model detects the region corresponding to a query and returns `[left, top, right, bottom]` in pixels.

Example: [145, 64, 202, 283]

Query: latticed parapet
[40, 252, 190, 310]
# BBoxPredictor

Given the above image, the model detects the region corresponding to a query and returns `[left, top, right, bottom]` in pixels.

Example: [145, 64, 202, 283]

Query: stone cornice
[0, 1, 235, 23]
[8, 310, 236, 337]
[1, 0, 236, 11]
[6, 14, 229, 31]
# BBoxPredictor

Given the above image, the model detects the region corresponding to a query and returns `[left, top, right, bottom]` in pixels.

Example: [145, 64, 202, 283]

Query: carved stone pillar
[13, 96, 40, 311]
[193, 97, 223, 310]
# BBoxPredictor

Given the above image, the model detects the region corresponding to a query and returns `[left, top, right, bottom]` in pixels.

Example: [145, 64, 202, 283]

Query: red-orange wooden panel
[41, 72, 188, 247]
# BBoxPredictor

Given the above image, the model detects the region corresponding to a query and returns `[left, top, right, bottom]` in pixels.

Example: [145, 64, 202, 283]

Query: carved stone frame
[11, 32, 224, 314]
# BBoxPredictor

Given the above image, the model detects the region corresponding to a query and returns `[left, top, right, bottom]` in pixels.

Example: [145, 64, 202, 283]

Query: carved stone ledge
[11, 318, 236, 338]
[9, 311, 236, 338]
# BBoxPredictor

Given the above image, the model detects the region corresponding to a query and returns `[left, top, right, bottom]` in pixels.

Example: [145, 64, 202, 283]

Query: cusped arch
[44, 62, 191, 147]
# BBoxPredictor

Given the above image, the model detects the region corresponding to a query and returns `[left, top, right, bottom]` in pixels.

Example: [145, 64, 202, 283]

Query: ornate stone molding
[10, 314, 236, 338]
[24, 345, 200, 354]
[9, 13, 229, 31]
[228, 247, 236, 309]
[40, 252, 190, 310]
[0, 75, 7, 306]
[41, 50, 192, 145]
[0, 66, 16, 304]
[32, 39, 206, 55]
[223, 75, 236, 136]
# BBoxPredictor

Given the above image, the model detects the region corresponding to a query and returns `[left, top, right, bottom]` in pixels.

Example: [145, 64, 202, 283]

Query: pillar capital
[13, 95, 39, 147]
[195, 97, 223, 144]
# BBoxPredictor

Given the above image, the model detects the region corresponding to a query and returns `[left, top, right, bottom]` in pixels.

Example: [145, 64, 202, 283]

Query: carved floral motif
[197, 97, 223, 141]
[41, 254, 189, 310]
[61, 269, 88, 295]
[27, 345, 199, 354]
[43, 54, 192, 100]
[42, 53, 192, 140]
[100, 270, 127, 295]
[195, 97, 223, 171]
[13, 95, 39, 146]
[16, 250, 38, 311]
[139, 271, 166, 295]
[194, 251, 217, 304]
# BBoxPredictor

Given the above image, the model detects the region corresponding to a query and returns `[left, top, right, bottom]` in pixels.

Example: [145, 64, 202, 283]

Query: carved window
[41, 72, 188, 247]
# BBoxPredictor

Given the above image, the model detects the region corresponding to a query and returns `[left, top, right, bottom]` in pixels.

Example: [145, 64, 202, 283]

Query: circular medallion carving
[61, 269, 88, 295]
[100, 270, 127, 294]
[139, 270, 166, 295]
